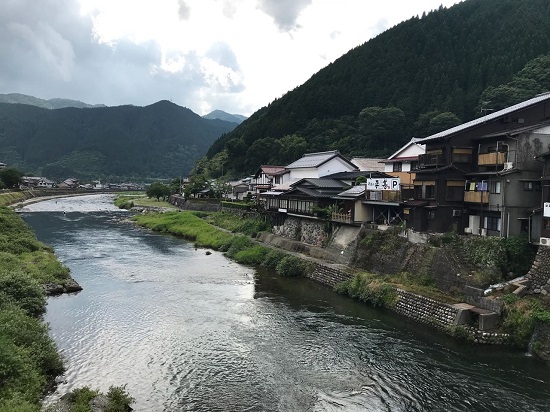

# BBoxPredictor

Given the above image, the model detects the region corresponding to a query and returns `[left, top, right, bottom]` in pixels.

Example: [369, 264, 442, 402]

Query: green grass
[0, 191, 32, 207]
[114, 194, 176, 209]
[207, 211, 270, 236]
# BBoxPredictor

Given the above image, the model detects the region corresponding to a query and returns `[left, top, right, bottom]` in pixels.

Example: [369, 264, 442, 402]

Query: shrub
[0, 271, 45, 317]
[106, 385, 135, 412]
[335, 273, 397, 307]
[233, 245, 269, 265]
[275, 256, 312, 277]
[261, 249, 287, 268]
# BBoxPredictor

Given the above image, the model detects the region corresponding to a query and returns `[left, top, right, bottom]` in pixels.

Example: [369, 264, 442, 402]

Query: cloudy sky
[0, 0, 461, 116]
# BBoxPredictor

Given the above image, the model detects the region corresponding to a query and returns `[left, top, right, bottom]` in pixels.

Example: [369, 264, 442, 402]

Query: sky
[0, 0, 462, 117]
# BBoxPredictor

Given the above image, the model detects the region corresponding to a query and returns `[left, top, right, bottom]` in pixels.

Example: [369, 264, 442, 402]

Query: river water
[20, 195, 550, 411]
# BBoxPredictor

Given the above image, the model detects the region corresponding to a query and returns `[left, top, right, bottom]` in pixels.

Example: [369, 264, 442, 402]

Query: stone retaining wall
[393, 289, 458, 329]
[273, 215, 328, 247]
[306, 262, 511, 345]
[169, 195, 221, 212]
[526, 246, 550, 295]
[305, 263, 354, 287]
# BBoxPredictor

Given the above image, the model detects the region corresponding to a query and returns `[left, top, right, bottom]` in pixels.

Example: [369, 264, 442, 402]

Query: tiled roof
[337, 186, 366, 197]
[292, 178, 348, 189]
[351, 157, 385, 171]
[258, 165, 285, 175]
[323, 170, 390, 180]
[420, 92, 550, 142]
[286, 150, 352, 169]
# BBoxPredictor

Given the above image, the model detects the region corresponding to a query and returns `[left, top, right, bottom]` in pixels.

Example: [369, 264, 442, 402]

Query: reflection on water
[20, 195, 550, 411]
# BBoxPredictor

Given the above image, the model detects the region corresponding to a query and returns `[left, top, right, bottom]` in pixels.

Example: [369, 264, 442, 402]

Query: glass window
[524, 182, 534, 191]
[490, 181, 501, 194]
[393, 162, 402, 172]
[425, 184, 436, 199]
[484, 216, 501, 231]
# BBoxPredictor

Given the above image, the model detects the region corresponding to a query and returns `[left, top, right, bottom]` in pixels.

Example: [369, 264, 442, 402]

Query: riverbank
[133, 209, 550, 361]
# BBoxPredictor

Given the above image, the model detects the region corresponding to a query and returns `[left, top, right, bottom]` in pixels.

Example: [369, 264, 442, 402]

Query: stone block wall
[305, 261, 511, 345]
[526, 246, 550, 295]
[393, 290, 458, 329]
[306, 263, 354, 287]
[273, 216, 328, 247]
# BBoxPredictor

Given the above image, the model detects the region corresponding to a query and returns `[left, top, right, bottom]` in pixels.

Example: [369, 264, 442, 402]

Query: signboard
[544, 202, 550, 218]
[366, 178, 400, 191]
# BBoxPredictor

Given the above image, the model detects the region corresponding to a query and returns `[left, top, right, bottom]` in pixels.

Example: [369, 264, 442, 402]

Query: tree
[0, 167, 23, 188]
[146, 182, 170, 201]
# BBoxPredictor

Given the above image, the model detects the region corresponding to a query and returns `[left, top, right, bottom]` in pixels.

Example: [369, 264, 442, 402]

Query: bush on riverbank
[208, 211, 270, 236]
[336, 273, 398, 307]
[0, 207, 67, 410]
[501, 294, 550, 347]
[133, 211, 314, 277]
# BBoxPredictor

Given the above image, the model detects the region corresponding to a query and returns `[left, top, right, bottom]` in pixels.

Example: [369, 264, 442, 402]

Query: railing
[478, 152, 506, 166]
[464, 191, 489, 204]
[418, 153, 445, 168]
[332, 211, 351, 223]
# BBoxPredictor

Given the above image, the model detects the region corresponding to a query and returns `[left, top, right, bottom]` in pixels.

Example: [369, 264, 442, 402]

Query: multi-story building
[404, 92, 550, 239]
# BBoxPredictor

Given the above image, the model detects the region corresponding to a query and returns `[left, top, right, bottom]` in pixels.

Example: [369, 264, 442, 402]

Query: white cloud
[0, 0, 463, 115]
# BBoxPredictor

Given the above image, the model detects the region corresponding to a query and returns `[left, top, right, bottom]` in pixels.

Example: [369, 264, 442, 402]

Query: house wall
[289, 167, 319, 180]
[354, 200, 371, 222]
[318, 157, 357, 177]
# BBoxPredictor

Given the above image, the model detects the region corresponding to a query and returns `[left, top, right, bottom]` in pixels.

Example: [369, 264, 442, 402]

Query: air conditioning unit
[464, 227, 473, 234]
[503, 162, 513, 170]
[452, 209, 462, 217]
[540, 237, 550, 246]
[480, 228, 487, 236]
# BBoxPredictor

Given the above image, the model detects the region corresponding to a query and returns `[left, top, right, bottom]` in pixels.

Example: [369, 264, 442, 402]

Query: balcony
[418, 152, 444, 168]
[478, 152, 506, 166]
[464, 191, 489, 204]
[366, 190, 401, 202]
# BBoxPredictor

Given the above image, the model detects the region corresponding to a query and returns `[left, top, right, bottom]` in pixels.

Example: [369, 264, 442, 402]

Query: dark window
[524, 182, 534, 191]
[446, 186, 463, 201]
[427, 210, 436, 220]
[490, 181, 501, 194]
[410, 161, 418, 171]
[393, 162, 402, 172]
[485, 216, 501, 231]
[544, 219, 550, 231]
[425, 184, 436, 199]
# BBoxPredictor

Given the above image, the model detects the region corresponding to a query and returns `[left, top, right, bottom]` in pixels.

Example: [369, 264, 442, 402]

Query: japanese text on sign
[366, 178, 400, 191]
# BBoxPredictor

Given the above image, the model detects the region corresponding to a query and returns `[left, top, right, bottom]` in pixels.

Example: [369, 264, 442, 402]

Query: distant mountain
[0, 100, 237, 180]
[203, 110, 247, 124]
[0, 93, 106, 109]
[205, 0, 550, 177]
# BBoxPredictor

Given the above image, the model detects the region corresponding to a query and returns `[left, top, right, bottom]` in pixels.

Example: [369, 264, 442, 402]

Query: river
[20, 194, 550, 411]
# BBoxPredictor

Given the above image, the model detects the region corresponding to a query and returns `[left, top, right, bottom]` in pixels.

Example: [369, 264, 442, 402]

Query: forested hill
[0, 100, 236, 180]
[205, 0, 550, 176]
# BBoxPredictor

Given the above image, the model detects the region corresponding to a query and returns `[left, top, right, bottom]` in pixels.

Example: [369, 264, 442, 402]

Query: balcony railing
[478, 152, 506, 166]
[418, 153, 444, 168]
[464, 191, 489, 204]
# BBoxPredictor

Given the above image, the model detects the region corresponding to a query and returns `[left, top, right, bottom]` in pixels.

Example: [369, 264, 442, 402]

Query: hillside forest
[0, 101, 237, 181]
[203, 0, 550, 178]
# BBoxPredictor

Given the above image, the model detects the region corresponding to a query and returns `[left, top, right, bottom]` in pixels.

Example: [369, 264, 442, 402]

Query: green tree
[0, 168, 23, 189]
[146, 182, 170, 201]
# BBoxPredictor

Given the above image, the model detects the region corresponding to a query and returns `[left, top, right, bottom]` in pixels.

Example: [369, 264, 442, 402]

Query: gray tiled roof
[286, 151, 345, 169]
[292, 178, 348, 188]
[420, 92, 550, 142]
[351, 157, 385, 171]
[337, 186, 366, 197]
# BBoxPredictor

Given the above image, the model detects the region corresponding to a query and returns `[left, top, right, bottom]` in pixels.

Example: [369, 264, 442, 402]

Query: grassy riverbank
[133, 211, 313, 276]
[0, 207, 66, 411]
[114, 193, 176, 210]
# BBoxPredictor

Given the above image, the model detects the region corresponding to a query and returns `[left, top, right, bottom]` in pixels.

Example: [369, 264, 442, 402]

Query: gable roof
[323, 170, 391, 180]
[351, 157, 385, 172]
[290, 178, 348, 189]
[386, 137, 426, 160]
[420, 92, 550, 142]
[254, 165, 285, 178]
[336, 185, 366, 198]
[286, 150, 357, 170]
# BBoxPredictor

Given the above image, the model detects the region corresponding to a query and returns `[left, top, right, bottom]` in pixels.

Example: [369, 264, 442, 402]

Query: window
[427, 210, 436, 220]
[484, 216, 501, 231]
[393, 162, 402, 172]
[446, 180, 464, 201]
[410, 161, 419, 171]
[490, 181, 501, 194]
[425, 184, 436, 199]
[524, 182, 534, 191]
[544, 219, 550, 231]
[452, 148, 473, 164]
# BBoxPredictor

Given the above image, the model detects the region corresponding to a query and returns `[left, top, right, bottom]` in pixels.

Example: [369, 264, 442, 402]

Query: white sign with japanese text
[366, 178, 400, 191]
[544, 202, 550, 218]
